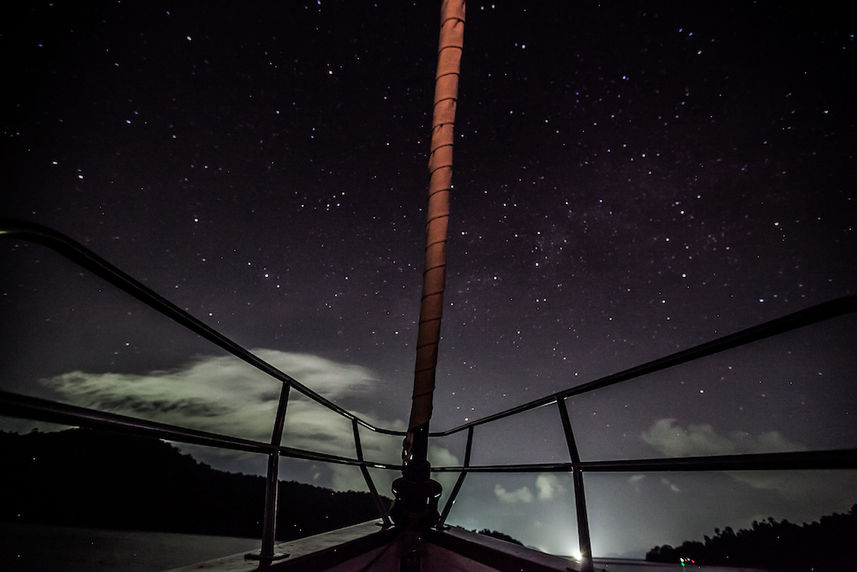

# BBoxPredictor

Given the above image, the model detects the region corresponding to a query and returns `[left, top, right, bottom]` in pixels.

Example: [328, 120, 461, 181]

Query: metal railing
[426, 295, 857, 571]
[2, 219, 856, 570]
[0, 219, 403, 562]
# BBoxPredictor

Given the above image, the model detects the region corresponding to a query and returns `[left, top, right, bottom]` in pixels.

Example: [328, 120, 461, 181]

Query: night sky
[2, 1, 856, 559]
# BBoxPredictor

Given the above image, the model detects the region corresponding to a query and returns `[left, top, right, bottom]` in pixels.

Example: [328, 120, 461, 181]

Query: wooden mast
[391, 1, 465, 530]
[405, 0, 465, 471]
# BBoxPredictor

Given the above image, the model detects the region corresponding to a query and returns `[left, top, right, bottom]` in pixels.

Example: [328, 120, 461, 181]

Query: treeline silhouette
[0, 428, 389, 540]
[646, 504, 857, 570]
[474, 528, 524, 545]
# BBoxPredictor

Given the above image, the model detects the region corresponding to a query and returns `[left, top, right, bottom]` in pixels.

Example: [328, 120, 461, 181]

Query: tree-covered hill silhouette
[646, 505, 857, 570]
[474, 528, 524, 545]
[0, 428, 389, 540]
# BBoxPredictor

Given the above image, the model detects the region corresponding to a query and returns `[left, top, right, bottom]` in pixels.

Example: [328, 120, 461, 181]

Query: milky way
[1, 1, 855, 558]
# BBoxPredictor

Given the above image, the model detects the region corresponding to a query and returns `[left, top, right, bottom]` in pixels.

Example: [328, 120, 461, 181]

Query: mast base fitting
[390, 476, 443, 529]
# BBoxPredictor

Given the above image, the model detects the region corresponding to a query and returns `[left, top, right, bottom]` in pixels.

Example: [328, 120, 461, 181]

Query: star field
[1, 0, 856, 558]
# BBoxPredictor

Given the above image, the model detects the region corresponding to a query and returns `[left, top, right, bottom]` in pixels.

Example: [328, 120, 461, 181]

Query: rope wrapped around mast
[408, 0, 465, 442]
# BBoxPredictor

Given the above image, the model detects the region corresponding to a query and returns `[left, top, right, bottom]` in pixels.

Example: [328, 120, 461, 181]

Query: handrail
[1, 218, 405, 562]
[2, 219, 854, 438]
[0, 389, 274, 455]
[2, 218, 855, 569]
[0, 218, 404, 436]
[431, 294, 857, 437]
[427, 449, 857, 473]
[0, 389, 401, 471]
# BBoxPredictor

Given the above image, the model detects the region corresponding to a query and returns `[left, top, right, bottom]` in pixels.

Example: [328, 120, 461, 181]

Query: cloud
[660, 477, 681, 493]
[38, 350, 458, 491]
[627, 474, 646, 492]
[42, 350, 377, 440]
[642, 418, 736, 457]
[429, 442, 462, 468]
[641, 418, 804, 458]
[535, 473, 566, 500]
[494, 483, 534, 503]
[638, 418, 852, 505]
[492, 474, 566, 504]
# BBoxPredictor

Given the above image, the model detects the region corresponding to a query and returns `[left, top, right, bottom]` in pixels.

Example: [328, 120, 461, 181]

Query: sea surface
[0, 522, 260, 571]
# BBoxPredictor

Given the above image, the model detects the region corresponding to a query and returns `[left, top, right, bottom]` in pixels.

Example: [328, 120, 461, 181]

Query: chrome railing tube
[558, 398, 593, 572]
[352, 419, 392, 526]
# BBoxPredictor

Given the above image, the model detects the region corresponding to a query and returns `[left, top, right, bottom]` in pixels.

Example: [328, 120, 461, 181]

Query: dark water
[0, 522, 259, 571]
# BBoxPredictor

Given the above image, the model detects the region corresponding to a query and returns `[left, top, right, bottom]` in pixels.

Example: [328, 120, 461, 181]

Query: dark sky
[2, 0, 856, 558]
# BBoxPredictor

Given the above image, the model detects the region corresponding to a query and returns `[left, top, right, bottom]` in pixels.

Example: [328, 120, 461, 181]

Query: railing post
[437, 425, 473, 527]
[248, 382, 292, 563]
[258, 451, 283, 560]
[352, 419, 392, 526]
[557, 398, 594, 572]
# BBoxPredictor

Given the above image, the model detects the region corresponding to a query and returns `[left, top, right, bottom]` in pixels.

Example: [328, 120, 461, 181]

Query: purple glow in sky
[2, 0, 855, 558]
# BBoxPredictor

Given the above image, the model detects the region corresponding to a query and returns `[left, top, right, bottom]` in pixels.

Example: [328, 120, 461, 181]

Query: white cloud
[38, 350, 458, 491]
[752, 430, 805, 453]
[535, 473, 566, 500]
[659, 477, 681, 493]
[492, 474, 567, 504]
[494, 483, 534, 503]
[638, 418, 853, 505]
[627, 474, 646, 492]
[41, 350, 381, 442]
[641, 418, 804, 458]
[642, 418, 735, 457]
[429, 443, 462, 468]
